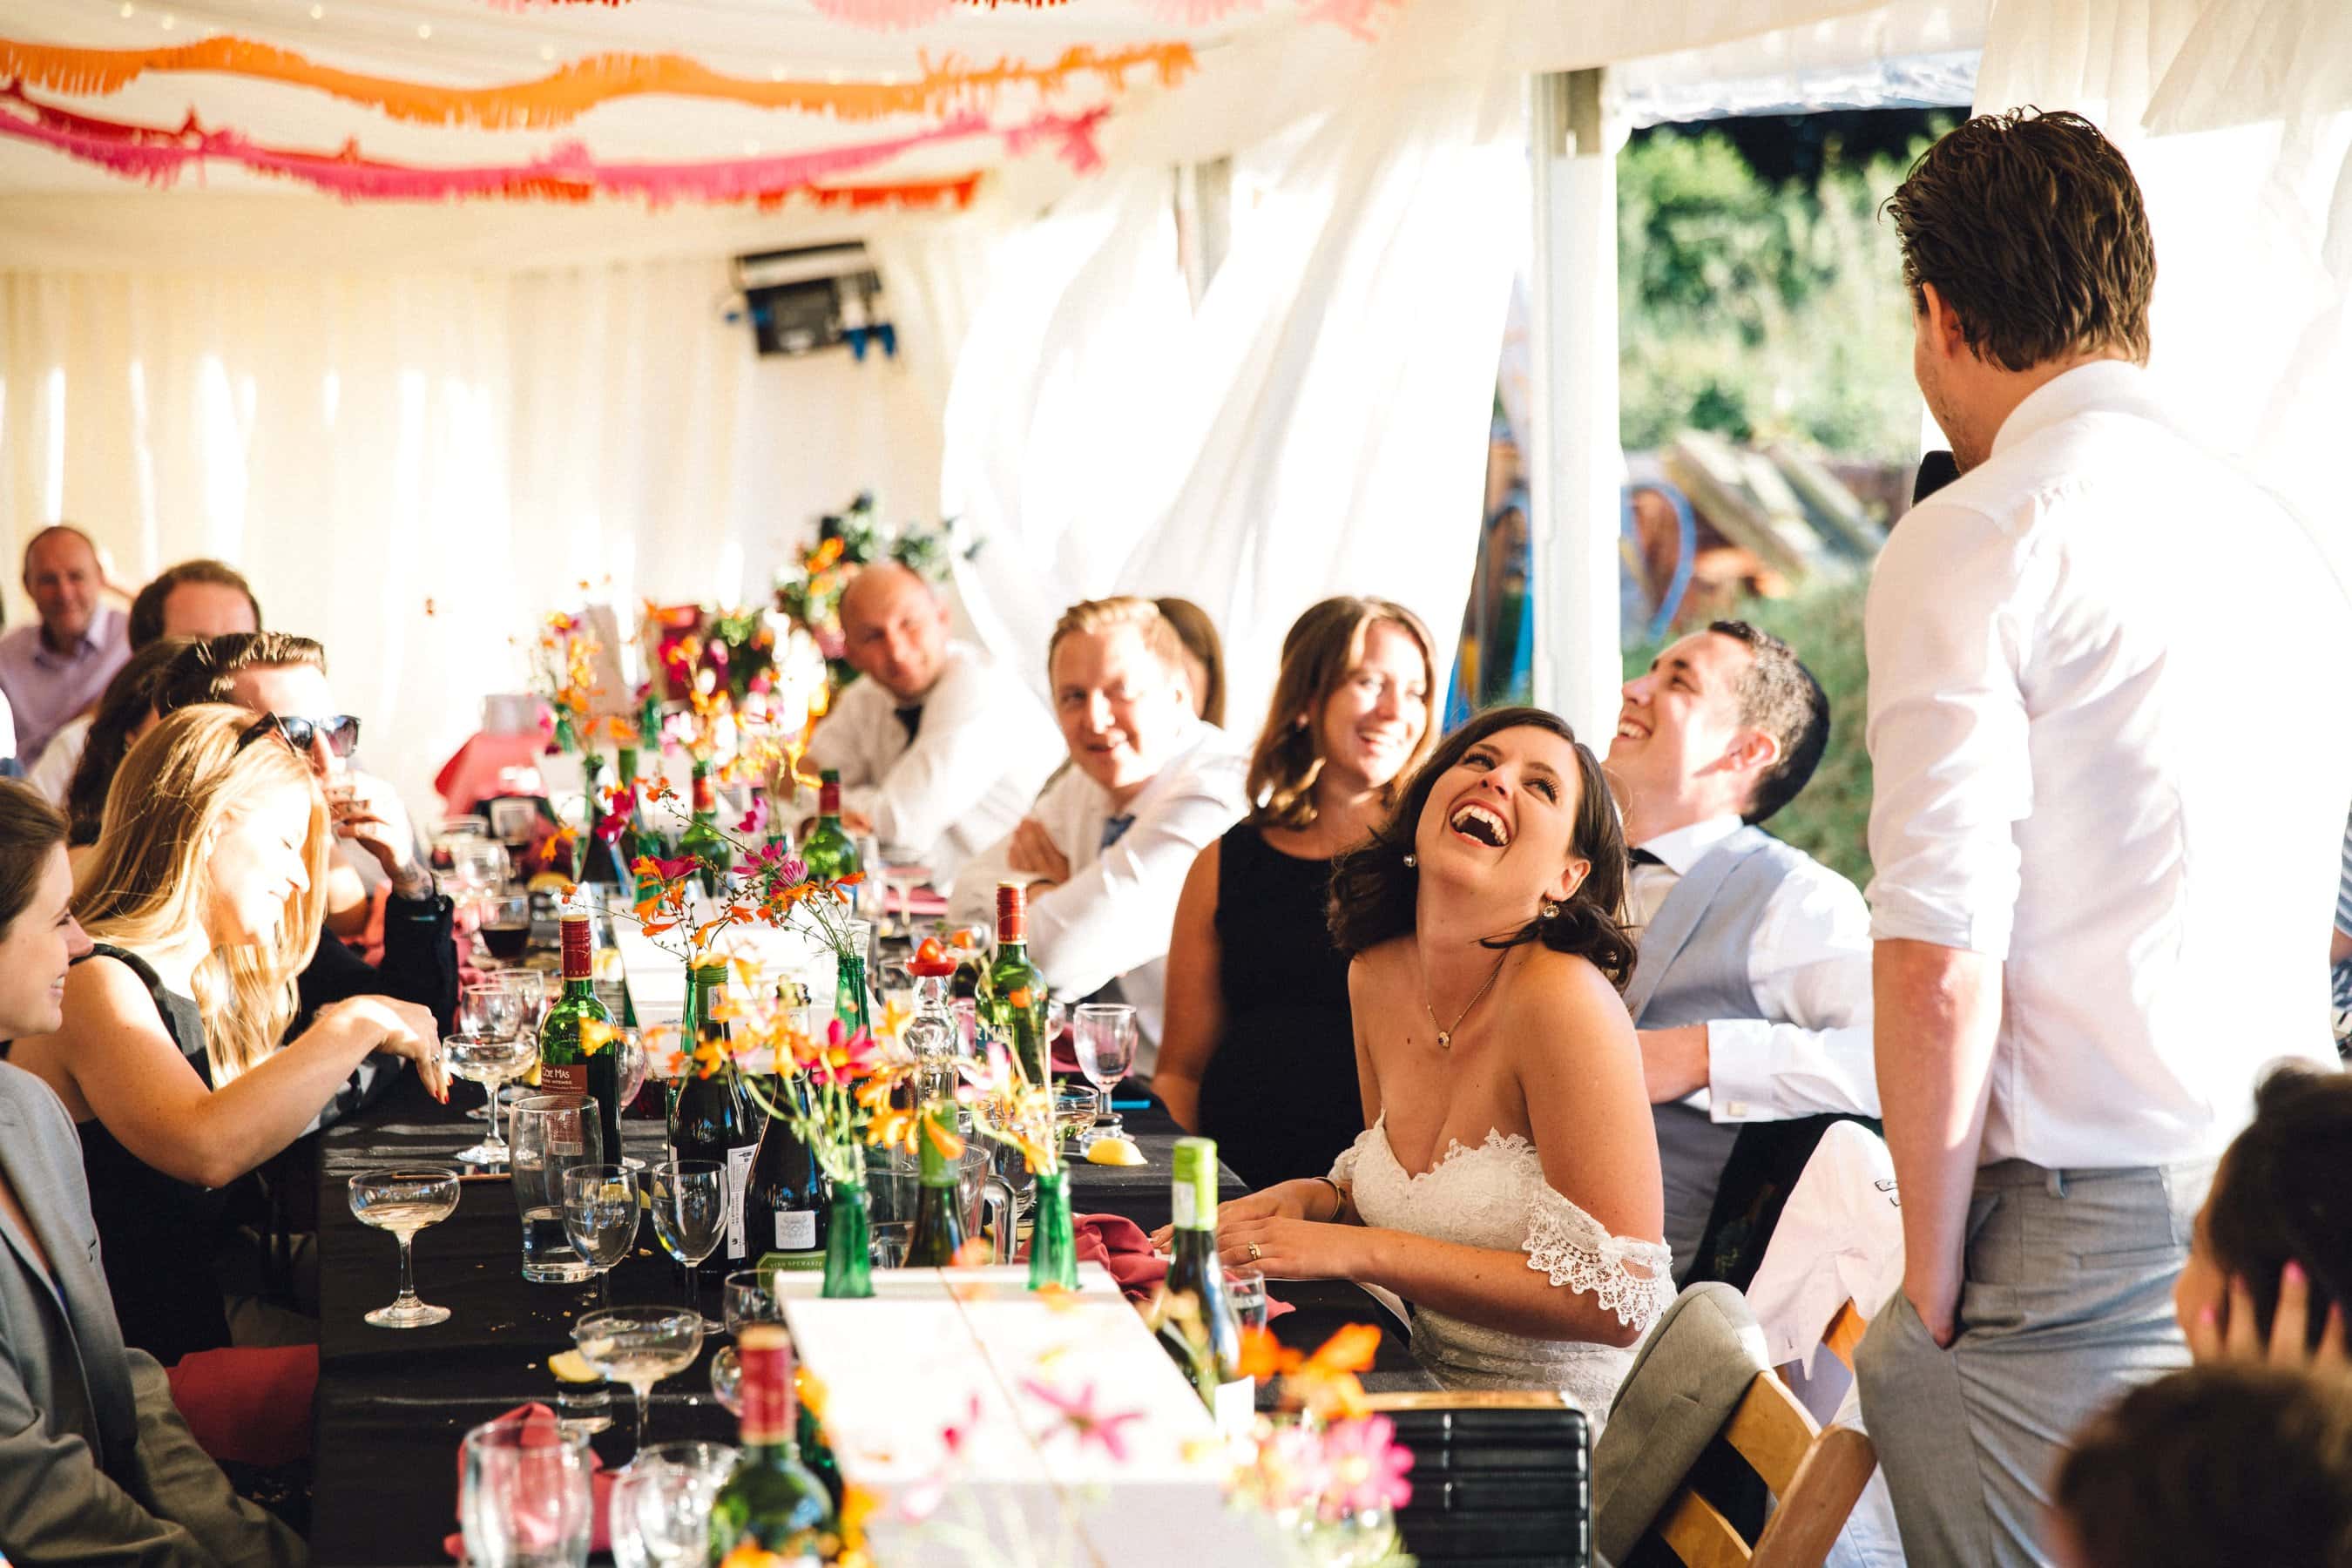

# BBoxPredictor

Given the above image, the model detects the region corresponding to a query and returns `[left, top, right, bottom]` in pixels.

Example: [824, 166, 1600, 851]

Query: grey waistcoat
[1624, 824, 1808, 1279]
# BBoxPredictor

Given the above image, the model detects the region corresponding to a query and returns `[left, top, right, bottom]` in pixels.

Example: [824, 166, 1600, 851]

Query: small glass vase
[1027, 1167, 1078, 1291]
[822, 1177, 873, 1300]
[835, 949, 872, 1037]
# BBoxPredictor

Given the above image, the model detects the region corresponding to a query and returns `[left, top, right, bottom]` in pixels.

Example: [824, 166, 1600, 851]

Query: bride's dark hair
[1327, 706, 1635, 991]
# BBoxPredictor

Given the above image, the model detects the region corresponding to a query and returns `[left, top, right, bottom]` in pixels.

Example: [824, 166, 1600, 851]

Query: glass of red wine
[480, 894, 531, 963]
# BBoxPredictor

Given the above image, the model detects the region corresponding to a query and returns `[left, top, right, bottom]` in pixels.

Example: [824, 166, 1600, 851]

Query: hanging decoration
[0, 85, 1104, 205]
[0, 36, 1193, 132]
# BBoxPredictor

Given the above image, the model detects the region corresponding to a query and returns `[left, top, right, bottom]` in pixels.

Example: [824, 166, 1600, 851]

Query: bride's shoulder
[1498, 946, 1635, 1038]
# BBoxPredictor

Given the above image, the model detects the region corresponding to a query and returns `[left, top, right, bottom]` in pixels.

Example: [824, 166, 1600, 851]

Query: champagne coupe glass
[647, 1159, 727, 1331]
[560, 1164, 640, 1309]
[448, 1031, 538, 1165]
[708, 1269, 786, 1415]
[609, 1440, 739, 1568]
[348, 1166, 462, 1328]
[459, 1416, 593, 1568]
[1071, 1003, 1139, 1144]
[571, 1307, 702, 1467]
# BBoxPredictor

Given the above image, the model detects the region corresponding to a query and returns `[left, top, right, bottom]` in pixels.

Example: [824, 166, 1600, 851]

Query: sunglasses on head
[238, 712, 362, 759]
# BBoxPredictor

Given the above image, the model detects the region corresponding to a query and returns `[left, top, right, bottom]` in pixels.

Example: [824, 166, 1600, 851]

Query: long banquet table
[308, 1071, 1432, 1567]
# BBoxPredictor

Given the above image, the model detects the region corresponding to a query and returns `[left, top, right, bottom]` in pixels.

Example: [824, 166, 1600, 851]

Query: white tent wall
[0, 260, 939, 812]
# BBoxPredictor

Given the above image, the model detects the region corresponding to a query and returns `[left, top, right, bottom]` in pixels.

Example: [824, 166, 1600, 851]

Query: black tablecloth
[310, 1073, 1426, 1567]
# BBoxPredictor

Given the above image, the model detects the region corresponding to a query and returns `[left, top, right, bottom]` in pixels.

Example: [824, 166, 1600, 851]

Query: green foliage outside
[1618, 118, 1953, 463]
[1624, 573, 1876, 889]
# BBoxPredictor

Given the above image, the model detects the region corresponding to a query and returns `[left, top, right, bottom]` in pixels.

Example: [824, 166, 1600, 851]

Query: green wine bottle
[903, 1103, 969, 1267]
[983, 882, 1050, 1085]
[537, 909, 620, 1165]
[798, 770, 860, 885]
[668, 963, 761, 1283]
[679, 760, 733, 899]
[1163, 1136, 1252, 1436]
[707, 1325, 835, 1565]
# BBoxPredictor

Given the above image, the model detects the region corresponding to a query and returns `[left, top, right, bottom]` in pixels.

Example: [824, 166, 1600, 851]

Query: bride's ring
[1247, 1242, 1261, 1262]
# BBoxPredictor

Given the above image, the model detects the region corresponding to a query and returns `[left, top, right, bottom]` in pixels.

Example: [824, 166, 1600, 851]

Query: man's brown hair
[153, 631, 326, 718]
[1045, 597, 1187, 687]
[127, 558, 262, 652]
[1883, 107, 2155, 371]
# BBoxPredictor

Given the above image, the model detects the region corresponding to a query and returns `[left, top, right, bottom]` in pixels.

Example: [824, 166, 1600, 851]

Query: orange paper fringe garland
[0, 35, 1193, 132]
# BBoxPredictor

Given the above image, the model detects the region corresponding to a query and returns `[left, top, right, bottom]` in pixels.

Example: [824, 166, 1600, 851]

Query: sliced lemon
[526, 870, 572, 895]
[547, 1350, 602, 1384]
[1085, 1136, 1146, 1166]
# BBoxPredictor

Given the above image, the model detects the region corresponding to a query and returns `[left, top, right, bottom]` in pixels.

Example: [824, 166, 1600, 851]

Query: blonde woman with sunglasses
[9, 704, 446, 1362]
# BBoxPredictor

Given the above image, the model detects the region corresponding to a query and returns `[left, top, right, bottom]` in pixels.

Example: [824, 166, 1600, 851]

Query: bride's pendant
[1434, 1029, 1453, 1049]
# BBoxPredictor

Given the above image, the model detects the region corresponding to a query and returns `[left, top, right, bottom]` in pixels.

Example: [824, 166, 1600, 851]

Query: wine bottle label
[559, 914, 593, 981]
[774, 1210, 817, 1250]
[539, 1061, 590, 1095]
[726, 1144, 757, 1260]
[759, 1247, 823, 1273]
[1213, 1375, 1256, 1441]
[1171, 1137, 1218, 1229]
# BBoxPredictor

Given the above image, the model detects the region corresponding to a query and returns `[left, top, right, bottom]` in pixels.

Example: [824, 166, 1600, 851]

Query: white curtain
[899, 29, 1527, 745]
[1975, 0, 2352, 556]
[0, 260, 941, 812]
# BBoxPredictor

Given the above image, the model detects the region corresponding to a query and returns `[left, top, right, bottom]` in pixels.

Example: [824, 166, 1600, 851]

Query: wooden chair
[1640, 1302, 1878, 1568]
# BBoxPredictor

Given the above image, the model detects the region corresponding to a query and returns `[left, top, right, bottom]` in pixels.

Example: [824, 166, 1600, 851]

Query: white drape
[0, 260, 941, 811]
[896, 24, 1527, 747]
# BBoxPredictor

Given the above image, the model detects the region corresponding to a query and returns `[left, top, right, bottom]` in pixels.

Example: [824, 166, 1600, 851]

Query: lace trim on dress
[1329, 1139, 1361, 1186]
[1521, 1180, 1675, 1333]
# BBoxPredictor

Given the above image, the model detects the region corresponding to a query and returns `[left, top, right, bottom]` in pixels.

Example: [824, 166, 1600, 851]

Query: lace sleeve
[1521, 1182, 1674, 1334]
[1328, 1136, 1362, 1186]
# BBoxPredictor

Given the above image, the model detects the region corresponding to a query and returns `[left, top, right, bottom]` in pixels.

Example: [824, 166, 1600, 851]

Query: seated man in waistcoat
[1606, 620, 1875, 1284]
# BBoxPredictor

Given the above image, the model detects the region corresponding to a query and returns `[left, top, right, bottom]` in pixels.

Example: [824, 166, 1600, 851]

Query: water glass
[512, 1094, 604, 1284]
[571, 1307, 702, 1465]
[501, 967, 551, 1031]
[609, 1441, 740, 1568]
[448, 1031, 538, 1166]
[1052, 1085, 1099, 1148]
[1225, 1265, 1270, 1334]
[460, 1416, 594, 1568]
[462, 982, 526, 1043]
[1072, 1003, 1139, 1141]
[348, 1166, 460, 1328]
[561, 1164, 641, 1308]
[647, 1159, 728, 1328]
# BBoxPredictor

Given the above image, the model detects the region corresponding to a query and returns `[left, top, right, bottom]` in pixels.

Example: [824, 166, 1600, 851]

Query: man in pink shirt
[0, 526, 129, 768]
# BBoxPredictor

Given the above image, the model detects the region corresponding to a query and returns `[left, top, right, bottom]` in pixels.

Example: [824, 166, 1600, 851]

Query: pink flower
[954, 1042, 1015, 1105]
[1317, 1416, 1413, 1516]
[735, 794, 770, 838]
[647, 854, 700, 882]
[1020, 1379, 1144, 1465]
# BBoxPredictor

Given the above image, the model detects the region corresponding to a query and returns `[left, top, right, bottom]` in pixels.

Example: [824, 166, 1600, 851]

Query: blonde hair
[1247, 598, 1438, 831]
[72, 704, 330, 1084]
[1046, 597, 1189, 686]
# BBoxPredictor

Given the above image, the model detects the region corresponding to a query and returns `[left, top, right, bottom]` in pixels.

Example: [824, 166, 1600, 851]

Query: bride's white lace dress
[1333, 1114, 1673, 1429]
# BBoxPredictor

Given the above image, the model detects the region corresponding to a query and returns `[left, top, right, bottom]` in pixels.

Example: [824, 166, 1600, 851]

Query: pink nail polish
[2285, 1260, 2306, 1287]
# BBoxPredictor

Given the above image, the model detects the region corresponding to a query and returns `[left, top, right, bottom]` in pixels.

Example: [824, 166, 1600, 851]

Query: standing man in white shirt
[1855, 110, 2352, 1567]
[950, 597, 1247, 1069]
[1608, 620, 1875, 1282]
[808, 563, 1061, 892]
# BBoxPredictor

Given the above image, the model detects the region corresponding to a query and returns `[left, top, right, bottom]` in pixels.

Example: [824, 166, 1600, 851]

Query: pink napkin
[433, 733, 549, 823]
[443, 1404, 612, 1560]
[166, 1345, 316, 1466]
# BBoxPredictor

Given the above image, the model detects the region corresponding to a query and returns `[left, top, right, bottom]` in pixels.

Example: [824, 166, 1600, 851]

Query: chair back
[1363, 1389, 1592, 1567]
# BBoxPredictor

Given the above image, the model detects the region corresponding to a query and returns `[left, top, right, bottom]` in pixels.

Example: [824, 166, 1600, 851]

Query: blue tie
[1099, 814, 1136, 851]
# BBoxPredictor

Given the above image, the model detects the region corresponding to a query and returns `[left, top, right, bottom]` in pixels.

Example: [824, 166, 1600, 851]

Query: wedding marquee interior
[1, 0, 2343, 809]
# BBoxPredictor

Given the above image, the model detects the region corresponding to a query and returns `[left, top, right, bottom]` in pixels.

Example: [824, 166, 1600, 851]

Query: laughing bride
[1194, 706, 1670, 1423]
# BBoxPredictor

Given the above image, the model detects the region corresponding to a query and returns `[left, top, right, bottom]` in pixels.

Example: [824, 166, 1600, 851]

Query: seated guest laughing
[950, 597, 1247, 1069]
[806, 563, 1061, 892]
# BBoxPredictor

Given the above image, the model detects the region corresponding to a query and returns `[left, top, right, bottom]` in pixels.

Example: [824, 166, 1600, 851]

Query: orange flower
[579, 1018, 616, 1058]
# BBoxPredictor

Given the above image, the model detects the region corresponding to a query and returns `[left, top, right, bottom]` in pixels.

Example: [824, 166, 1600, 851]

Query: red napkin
[442, 1404, 612, 1560]
[1069, 1212, 1166, 1301]
[166, 1345, 316, 1466]
[433, 733, 548, 823]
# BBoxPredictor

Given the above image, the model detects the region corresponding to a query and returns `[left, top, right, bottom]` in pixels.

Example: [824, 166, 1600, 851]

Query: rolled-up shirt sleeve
[1862, 501, 2036, 958]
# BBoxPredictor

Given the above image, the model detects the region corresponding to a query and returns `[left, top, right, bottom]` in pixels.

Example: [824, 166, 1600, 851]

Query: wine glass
[561, 1164, 640, 1309]
[1071, 1003, 1139, 1143]
[348, 1166, 462, 1328]
[571, 1307, 702, 1467]
[481, 893, 533, 964]
[459, 1416, 593, 1568]
[647, 1159, 727, 1331]
[501, 967, 550, 1031]
[709, 1269, 786, 1415]
[613, 1029, 649, 1131]
[609, 1441, 739, 1568]
[448, 1031, 538, 1166]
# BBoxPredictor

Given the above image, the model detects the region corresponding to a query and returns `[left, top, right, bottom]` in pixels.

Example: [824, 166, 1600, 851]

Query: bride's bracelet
[1310, 1176, 1348, 1223]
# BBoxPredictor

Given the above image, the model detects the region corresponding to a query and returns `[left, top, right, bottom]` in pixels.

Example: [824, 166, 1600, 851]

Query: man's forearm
[1875, 936, 2004, 1341]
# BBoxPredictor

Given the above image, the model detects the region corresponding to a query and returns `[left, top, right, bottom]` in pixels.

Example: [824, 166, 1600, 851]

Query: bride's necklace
[1423, 951, 1508, 1050]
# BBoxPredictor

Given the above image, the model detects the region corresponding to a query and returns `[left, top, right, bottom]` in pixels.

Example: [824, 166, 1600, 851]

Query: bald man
[806, 564, 1061, 890]
[0, 527, 130, 768]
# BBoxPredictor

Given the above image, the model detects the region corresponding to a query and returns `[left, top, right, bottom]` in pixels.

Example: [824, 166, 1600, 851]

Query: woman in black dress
[1155, 597, 1436, 1185]
[9, 704, 446, 1360]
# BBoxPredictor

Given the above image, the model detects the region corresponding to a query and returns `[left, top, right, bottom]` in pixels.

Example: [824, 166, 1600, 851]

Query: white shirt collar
[1989, 359, 2152, 461]
[1634, 813, 1745, 877]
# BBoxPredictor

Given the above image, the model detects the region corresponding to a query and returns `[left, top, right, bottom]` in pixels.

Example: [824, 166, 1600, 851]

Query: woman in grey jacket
[0, 777, 303, 1567]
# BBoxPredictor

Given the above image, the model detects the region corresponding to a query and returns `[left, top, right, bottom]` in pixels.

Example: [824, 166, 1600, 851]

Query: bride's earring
[1402, 852, 1416, 868]
[1541, 901, 1560, 919]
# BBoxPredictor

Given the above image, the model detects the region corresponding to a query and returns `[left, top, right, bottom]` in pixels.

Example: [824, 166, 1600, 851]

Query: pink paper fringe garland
[0, 83, 1109, 204]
